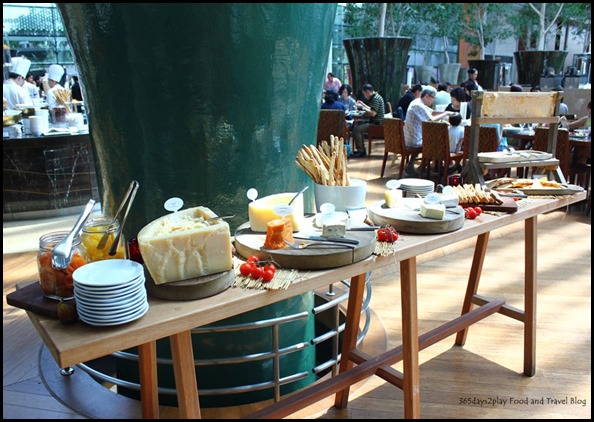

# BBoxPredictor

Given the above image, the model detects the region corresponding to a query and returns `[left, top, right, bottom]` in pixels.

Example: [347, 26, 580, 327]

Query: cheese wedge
[384, 189, 403, 208]
[263, 218, 293, 249]
[322, 220, 346, 238]
[420, 203, 446, 220]
[138, 206, 233, 285]
[248, 193, 304, 232]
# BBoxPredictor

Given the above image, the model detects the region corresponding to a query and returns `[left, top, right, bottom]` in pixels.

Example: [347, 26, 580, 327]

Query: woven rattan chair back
[421, 121, 463, 185]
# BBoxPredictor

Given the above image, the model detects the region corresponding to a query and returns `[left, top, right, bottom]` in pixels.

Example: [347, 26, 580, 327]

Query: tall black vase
[343, 37, 412, 107]
[514, 51, 569, 87]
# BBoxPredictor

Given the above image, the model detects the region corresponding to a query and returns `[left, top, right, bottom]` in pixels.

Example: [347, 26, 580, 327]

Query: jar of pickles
[37, 231, 88, 300]
[81, 216, 128, 262]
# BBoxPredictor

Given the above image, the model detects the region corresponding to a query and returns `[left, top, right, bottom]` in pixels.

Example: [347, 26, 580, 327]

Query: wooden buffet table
[23, 193, 586, 419]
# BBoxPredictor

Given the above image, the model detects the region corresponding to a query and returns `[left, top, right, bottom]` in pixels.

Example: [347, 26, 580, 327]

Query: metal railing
[76, 274, 372, 404]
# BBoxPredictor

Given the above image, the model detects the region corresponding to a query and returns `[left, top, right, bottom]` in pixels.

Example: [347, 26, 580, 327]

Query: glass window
[3, 3, 75, 80]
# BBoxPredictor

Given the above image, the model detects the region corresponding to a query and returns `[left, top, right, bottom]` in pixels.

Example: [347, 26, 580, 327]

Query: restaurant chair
[365, 107, 393, 157]
[400, 121, 422, 179]
[380, 117, 402, 178]
[530, 127, 570, 179]
[420, 121, 463, 186]
[462, 126, 500, 165]
[317, 109, 347, 147]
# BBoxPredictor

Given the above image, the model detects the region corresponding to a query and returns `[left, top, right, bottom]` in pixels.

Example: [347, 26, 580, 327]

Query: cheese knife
[293, 236, 359, 245]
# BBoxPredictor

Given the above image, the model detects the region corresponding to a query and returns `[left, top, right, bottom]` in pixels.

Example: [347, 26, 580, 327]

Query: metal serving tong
[96, 180, 138, 250]
[51, 198, 96, 269]
[108, 180, 140, 256]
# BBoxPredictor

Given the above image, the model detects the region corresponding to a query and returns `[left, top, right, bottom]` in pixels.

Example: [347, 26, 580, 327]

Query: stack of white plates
[399, 178, 435, 198]
[73, 259, 148, 326]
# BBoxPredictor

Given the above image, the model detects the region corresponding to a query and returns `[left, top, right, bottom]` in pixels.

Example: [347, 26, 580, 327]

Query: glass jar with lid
[81, 216, 128, 262]
[37, 231, 88, 300]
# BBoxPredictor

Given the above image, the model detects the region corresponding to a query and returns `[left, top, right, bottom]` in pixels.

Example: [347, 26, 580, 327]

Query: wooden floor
[3, 143, 591, 419]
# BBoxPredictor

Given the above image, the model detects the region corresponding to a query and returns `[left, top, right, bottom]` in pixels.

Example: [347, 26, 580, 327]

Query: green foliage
[462, 4, 512, 59]
[559, 4, 591, 52]
[343, 3, 418, 38]
[509, 3, 567, 50]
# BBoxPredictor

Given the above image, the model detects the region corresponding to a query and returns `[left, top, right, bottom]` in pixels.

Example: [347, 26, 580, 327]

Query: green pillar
[58, 4, 336, 236]
[57, 3, 337, 406]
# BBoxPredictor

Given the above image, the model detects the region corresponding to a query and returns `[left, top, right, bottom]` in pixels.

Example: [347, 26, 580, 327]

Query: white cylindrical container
[29, 116, 43, 136]
[313, 178, 367, 212]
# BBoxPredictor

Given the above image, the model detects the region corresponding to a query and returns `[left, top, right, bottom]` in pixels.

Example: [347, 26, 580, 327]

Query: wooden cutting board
[368, 199, 465, 234]
[234, 218, 376, 270]
[6, 282, 67, 319]
[459, 196, 518, 213]
[145, 268, 234, 301]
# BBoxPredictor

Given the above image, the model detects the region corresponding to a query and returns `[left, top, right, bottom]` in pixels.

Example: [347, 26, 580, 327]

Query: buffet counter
[22, 192, 586, 419]
[3, 131, 100, 220]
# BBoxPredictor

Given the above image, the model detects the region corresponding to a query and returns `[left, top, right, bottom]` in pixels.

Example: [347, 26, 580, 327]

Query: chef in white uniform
[45, 64, 66, 108]
[3, 58, 33, 110]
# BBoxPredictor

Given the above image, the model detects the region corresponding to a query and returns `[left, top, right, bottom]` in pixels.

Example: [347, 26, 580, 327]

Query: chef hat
[48, 64, 65, 82]
[12, 57, 31, 78]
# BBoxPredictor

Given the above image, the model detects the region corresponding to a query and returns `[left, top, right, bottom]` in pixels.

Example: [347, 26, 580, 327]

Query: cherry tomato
[466, 208, 477, 219]
[264, 263, 276, 274]
[387, 229, 399, 242]
[377, 229, 387, 242]
[261, 269, 275, 283]
[251, 266, 264, 279]
[473, 206, 483, 215]
[240, 263, 254, 276]
[247, 255, 260, 263]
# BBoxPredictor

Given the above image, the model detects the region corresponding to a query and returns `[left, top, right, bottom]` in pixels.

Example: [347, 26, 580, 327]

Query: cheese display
[420, 203, 446, 220]
[384, 189, 403, 208]
[138, 206, 233, 285]
[481, 92, 557, 119]
[263, 218, 293, 250]
[248, 192, 304, 232]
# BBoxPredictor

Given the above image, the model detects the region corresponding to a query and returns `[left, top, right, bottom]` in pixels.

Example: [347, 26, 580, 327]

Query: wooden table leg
[400, 257, 420, 419]
[138, 341, 160, 418]
[334, 273, 367, 409]
[524, 217, 537, 376]
[455, 232, 490, 346]
[170, 330, 201, 418]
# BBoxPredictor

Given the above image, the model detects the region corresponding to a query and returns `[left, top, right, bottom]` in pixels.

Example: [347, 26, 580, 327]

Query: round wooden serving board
[368, 199, 465, 234]
[144, 267, 234, 301]
[234, 218, 376, 270]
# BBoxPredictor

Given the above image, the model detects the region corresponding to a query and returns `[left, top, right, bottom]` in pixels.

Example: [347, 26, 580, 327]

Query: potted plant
[511, 3, 569, 87]
[343, 3, 414, 106]
[461, 3, 513, 90]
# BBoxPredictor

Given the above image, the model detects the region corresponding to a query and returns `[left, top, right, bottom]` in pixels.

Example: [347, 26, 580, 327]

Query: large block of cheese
[248, 193, 304, 232]
[137, 206, 233, 285]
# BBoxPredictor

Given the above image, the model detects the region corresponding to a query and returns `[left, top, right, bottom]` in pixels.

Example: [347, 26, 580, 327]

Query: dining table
[18, 192, 587, 419]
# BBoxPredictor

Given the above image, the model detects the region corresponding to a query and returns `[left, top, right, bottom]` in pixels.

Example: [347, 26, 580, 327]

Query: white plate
[74, 281, 144, 301]
[77, 292, 147, 315]
[73, 260, 144, 287]
[74, 275, 144, 294]
[75, 287, 146, 309]
[79, 302, 149, 326]
[77, 293, 147, 316]
[399, 178, 435, 188]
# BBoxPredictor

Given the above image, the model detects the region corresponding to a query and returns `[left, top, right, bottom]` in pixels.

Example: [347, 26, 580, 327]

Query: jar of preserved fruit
[37, 231, 88, 300]
[81, 216, 127, 262]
